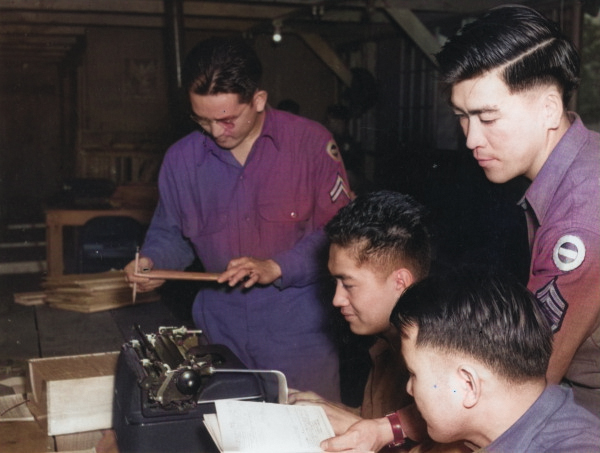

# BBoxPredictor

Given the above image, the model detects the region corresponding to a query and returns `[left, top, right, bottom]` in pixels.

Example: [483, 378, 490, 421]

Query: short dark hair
[436, 5, 580, 106]
[325, 190, 431, 281]
[391, 268, 552, 382]
[181, 37, 262, 104]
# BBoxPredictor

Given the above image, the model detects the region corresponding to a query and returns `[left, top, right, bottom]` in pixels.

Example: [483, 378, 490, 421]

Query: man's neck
[379, 325, 401, 347]
[529, 112, 572, 180]
[230, 110, 266, 166]
[469, 379, 546, 448]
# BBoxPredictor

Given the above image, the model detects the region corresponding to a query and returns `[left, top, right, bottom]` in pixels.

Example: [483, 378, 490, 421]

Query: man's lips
[473, 150, 495, 166]
[340, 310, 356, 320]
[476, 156, 495, 167]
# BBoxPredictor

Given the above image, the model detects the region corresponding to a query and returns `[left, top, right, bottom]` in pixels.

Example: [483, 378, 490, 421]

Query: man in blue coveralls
[125, 37, 351, 401]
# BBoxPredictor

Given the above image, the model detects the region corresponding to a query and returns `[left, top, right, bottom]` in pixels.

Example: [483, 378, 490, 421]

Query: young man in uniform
[290, 191, 469, 452]
[124, 37, 351, 400]
[390, 269, 600, 452]
[435, 4, 600, 417]
[321, 5, 599, 451]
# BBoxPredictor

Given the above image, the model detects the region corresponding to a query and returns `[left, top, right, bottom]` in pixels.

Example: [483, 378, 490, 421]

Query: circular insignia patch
[552, 235, 585, 272]
[326, 140, 342, 162]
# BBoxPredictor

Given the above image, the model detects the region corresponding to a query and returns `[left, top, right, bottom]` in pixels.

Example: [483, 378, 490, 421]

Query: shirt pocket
[257, 196, 314, 253]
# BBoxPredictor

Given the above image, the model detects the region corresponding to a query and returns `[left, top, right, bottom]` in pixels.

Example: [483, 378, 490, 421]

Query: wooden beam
[371, 0, 534, 14]
[299, 32, 352, 87]
[183, 17, 260, 32]
[0, 35, 77, 45]
[184, 2, 299, 20]
[0, 0, 299, 20]
[0, 24, 85, 35]
[0, 0, 164, 14]
[0, 10, 165, 28]
[383, 8, 440, 66]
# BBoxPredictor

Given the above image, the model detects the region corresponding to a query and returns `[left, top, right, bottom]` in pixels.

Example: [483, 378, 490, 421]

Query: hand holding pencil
[125, 252, 222, 302]
[124, 253, 166, 300]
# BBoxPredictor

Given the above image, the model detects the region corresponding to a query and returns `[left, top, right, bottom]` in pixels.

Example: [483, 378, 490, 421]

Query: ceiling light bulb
[272, 20, 282, 43]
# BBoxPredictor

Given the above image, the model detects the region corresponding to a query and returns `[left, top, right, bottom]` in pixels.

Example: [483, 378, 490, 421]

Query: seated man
[290, 190, 468, 452]
[383, 269, 600, 452]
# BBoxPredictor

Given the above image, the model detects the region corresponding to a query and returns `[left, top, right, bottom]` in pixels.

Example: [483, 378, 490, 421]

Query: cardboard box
[28, 352, 119, 436]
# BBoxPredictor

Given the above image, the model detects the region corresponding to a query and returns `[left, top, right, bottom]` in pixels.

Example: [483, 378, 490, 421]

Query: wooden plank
[134, 269, 220, 281]
[13, 291, 46, 306]
[28, 352, 119, 436]
[47, 375, 115, 435]
[42, 270, 160, 313]
[384, 8, 441, 67]
[0, 421, 51, 453]
[55, 430, 103, 452]
[46, 292, 158, 313]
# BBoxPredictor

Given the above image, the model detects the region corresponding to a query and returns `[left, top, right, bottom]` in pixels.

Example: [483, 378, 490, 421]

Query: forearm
[141, 202, 196, 270]
[274, 229, 329, 289]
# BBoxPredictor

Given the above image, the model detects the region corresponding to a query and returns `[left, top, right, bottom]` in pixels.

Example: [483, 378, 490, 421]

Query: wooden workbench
[0, 286, 193, 453]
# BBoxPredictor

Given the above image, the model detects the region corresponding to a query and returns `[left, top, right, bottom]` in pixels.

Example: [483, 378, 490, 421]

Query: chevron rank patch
[329, 173, 349, 202]
[535, 278, 568, 333]
[326, 140, 342, 162]
[553, 235, 585, 272]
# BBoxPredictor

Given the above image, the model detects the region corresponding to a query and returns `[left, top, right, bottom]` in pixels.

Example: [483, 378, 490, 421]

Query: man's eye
[480, 117, 498, 124]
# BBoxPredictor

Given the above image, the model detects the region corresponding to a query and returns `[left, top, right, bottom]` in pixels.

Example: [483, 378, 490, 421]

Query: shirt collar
[206, 105, 278, 164]
[258, 105, 281, 150]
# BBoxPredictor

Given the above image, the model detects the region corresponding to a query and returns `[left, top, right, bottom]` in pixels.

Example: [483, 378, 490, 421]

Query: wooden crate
[27, 352, 119, 436]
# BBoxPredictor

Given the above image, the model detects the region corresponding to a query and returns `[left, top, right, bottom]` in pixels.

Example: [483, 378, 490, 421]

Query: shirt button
[290, 212, 297, 218]
[245, 216, 250, 222]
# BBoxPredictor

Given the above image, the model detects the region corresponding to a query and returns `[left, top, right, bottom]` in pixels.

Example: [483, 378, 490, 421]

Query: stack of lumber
[42, 270, 159, 313]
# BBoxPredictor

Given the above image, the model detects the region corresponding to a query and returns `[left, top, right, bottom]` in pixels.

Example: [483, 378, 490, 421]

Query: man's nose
[208, 121, 226, 138]
[464, 119, 485, 150]
[331, 284, 348, 307]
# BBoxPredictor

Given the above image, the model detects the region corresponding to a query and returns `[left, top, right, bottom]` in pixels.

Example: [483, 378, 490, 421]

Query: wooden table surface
[0, 289, 192, 453]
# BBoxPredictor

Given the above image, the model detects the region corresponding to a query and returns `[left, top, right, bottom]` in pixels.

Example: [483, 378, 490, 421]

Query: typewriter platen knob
[175, 369, 203, 395]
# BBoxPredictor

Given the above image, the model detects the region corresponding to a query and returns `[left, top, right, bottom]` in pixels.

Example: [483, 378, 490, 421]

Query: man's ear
[457, 364, 481, 409]
[394, 268, 415, 294]
[253, 90, 268, 113]
[541, 87, 564, 130]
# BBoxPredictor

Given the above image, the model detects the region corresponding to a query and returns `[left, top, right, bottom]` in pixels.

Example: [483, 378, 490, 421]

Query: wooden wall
[0, 28, 339, 223]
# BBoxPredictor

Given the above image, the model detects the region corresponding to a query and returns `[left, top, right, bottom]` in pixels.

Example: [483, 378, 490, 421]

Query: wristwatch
[386, 411, 406, 447]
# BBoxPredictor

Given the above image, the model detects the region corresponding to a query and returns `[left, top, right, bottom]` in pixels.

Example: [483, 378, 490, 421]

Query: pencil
[132, 248, 139, 303]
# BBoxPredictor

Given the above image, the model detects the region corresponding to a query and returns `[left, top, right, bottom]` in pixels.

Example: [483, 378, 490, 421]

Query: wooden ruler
[133, 269, 221, 281]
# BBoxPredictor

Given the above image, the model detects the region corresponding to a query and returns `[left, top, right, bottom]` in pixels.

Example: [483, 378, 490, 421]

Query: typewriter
[113, 325, 284, 453]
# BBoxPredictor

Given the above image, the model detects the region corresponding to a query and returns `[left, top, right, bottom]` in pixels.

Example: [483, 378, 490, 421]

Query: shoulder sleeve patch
[326, 140, 342, 162]
[535, 277, 568, 333]
[329, 173, 349, 203]
[553, 235, 585, 272]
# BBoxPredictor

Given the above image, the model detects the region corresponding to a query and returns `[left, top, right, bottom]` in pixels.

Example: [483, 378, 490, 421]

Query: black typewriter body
[113, 326, 275, 453]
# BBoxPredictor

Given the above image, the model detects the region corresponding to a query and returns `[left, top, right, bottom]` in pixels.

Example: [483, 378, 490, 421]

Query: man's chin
[349, 324, 376, 336]
[215, 137, 238, 150]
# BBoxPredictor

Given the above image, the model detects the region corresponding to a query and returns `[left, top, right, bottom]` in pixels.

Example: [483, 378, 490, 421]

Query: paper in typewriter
[203, 400, 334, 452]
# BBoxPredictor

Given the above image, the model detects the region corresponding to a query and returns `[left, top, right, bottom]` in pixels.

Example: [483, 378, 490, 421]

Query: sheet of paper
[0, 394, 34, 421]
[205, 400, 334, 453]
[204, 413, 224, 451]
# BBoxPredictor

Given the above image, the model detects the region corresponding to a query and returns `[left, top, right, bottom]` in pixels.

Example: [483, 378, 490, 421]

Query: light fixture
[272, 19, 282, 43]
